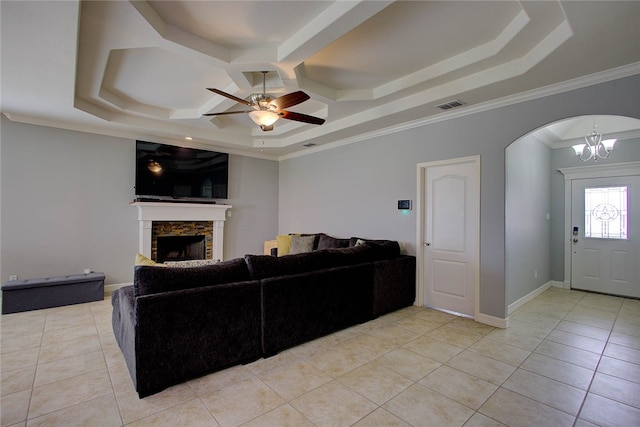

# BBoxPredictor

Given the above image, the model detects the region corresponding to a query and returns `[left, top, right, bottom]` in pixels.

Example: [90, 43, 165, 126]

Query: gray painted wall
[0, 117, 279, 284]
[505, 135, 552, 305]
[2, 75, 639, 316]
[279, 74, 640, 319]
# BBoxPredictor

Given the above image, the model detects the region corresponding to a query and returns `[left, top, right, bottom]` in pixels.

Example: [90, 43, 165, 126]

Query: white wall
[279, 74, 640, 319]
[0, 117, 279, 284]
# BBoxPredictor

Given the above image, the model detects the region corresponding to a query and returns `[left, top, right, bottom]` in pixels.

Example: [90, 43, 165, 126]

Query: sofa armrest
[133, 280, 262, 397]
[372, 255, 416, 317]
[111, 286, 138, 389]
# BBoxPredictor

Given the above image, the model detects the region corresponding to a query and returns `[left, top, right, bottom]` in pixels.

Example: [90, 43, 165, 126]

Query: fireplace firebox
[156, 235, 206, 263]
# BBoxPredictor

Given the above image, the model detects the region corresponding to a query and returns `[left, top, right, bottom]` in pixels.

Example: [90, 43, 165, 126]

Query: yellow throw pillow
[135, 253, 166, 267]
[276, 235, 292, 256]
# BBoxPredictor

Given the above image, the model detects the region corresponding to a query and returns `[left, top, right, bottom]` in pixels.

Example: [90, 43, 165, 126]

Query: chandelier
[572, 122, 616, 162]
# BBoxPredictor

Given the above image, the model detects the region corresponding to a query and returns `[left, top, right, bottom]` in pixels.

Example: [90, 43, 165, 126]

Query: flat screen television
[135, 140, 229, 200]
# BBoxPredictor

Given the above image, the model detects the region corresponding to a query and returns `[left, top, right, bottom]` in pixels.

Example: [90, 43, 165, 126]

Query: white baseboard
[507, 281, 554, 316]
[104, 282, 132, 296]
[476, 312, 508, 329]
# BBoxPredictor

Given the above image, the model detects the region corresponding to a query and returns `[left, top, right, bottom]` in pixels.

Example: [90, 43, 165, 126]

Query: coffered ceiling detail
[2, 1, 640, 159]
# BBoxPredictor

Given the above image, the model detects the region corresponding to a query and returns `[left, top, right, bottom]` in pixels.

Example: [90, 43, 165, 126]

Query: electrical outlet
[534, 270, 538, 279]
[9, 275, 18, 281]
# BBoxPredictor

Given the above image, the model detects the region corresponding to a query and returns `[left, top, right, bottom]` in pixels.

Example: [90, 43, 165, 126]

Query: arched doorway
[505, 115, 640, 310]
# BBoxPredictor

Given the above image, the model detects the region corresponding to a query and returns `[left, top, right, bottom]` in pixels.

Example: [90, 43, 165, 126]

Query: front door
[420, 156, 479, 317]
[571, 175, 640, 297]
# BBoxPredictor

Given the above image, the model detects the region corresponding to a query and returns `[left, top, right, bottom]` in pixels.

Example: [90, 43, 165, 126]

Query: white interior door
[421, 157, 479, 317]
[571, 176, 640, 297]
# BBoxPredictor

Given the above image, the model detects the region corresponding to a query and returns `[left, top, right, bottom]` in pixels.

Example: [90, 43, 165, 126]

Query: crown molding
[283, 62, 640, 161]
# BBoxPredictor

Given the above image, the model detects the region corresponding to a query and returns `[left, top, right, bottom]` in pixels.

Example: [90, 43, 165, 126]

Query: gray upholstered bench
[1, 272, 105, 314]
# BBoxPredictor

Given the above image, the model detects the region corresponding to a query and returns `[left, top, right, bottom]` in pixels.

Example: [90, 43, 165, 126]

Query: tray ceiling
[2, 1, 640, 159]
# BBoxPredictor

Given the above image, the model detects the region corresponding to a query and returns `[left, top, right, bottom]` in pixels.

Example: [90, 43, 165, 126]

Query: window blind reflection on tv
[135, 140, 228, 200]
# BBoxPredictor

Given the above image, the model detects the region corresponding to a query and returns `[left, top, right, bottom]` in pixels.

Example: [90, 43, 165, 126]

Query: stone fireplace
[152, 221, 212, 262]
[132, 202, 231, 262]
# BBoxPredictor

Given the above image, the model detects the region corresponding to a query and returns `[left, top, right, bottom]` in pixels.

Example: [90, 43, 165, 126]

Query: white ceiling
[2, 1, 640, 160]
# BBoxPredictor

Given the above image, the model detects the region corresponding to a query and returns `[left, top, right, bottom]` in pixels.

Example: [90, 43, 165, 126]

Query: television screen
[135, 140, 228, 200]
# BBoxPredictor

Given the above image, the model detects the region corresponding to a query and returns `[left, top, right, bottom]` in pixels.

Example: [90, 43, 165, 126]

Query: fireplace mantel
[132, 202, 231, 261]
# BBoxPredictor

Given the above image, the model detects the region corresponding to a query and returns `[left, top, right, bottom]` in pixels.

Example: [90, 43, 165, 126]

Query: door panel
[423, 158, 479, 317]
[432, 176, 466, 252]
[571, 176, 640, 298]
[432, 260, 467, 297]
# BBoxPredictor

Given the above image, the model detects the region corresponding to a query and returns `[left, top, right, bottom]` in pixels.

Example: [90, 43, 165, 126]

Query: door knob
[424, 242, 431, 246]
[572, 238, 579, 243]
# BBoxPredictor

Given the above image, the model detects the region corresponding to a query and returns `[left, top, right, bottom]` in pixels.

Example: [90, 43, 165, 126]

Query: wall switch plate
[398, 200, 412, 210]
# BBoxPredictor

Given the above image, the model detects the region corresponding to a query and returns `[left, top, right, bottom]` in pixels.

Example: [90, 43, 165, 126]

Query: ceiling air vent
[436, 100, 465, 110]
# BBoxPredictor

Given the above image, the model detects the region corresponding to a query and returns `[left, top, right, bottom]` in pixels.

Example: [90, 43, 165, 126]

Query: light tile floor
[1, 287, 639, 426]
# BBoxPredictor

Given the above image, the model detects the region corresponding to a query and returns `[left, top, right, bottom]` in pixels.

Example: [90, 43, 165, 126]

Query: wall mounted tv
[135, 140, 229, 201]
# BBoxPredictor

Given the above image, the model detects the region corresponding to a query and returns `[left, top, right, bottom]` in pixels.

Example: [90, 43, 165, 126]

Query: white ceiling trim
[273, 18, 575, 151]
[279, 63, 640, 161]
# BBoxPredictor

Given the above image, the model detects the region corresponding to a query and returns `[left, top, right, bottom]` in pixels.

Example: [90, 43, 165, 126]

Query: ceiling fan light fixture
[248, 110, 280, 128]
[147, 160, 162, 173]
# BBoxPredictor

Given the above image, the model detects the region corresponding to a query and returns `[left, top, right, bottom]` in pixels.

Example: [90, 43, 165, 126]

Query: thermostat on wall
[398, 200, 412, 210]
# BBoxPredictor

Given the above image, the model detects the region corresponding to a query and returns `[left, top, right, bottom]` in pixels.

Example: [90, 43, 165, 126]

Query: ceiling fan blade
[202, 110, 253, 117]
[206, 88, 253, 107]
[279, 110, 325, 125]
[270, 91, 310, 110]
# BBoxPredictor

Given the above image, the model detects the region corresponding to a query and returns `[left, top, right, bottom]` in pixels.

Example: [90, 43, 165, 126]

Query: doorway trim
[559, 161, 640, 289]
[416, 155, 480, 319]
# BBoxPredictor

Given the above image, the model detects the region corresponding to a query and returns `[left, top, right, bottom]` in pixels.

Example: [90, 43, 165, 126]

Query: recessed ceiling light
[185, 136, 192, 140]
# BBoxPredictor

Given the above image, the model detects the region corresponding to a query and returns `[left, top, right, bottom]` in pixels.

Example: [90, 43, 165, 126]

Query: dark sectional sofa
[112, 236, 416, 397]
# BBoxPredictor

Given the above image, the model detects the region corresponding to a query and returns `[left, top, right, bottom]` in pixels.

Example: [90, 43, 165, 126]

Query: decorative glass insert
[584, 186, 628, 239]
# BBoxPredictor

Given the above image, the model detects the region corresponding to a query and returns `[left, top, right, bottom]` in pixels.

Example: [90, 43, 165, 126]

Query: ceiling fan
[203, 71, 325, 132]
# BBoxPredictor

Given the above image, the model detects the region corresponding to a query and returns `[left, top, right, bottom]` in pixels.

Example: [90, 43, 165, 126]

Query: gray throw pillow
[289, 235, 316, 254]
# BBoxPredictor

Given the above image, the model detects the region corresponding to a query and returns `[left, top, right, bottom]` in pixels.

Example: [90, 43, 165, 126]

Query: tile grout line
[571, 297, 625, 427]
[479, 290, 588, 425]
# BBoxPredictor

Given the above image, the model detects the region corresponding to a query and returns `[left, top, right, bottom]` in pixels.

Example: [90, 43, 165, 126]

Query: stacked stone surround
[151, 221, 213, 261]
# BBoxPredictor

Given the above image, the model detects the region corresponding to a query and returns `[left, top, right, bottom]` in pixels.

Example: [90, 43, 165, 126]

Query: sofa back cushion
[134, 258, 250, 296]
[245, 240, 401, 280]
[322, 241, 398, 266]
[316, 233, 351, 250]
[244, 251, 331, 280]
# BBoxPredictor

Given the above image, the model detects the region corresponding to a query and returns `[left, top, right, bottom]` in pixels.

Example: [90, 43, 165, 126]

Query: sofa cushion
[244, 251, 330, 280]
[323, 241, 401, 265]
[133, 258, 250, 296]
[276, 235, 292, 256]
[164, 259, 220, 268]
[289, 235, 316, 255]
[349, 238, 401, 258]
[135, 253, 166, 267]
[317, 233, 351, 250]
